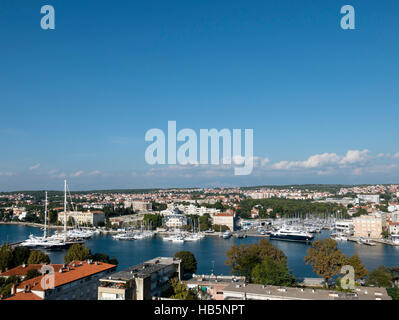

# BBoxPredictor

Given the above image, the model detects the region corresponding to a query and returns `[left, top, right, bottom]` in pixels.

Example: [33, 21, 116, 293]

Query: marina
[2, 223, 399, 279]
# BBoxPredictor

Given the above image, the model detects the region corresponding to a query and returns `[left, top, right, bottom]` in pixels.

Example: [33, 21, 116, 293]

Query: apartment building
[212, 213, 235, 231]
[353, 214, 385, 239]
[132, 201, 152, 212]
[4, 260, 116, 300]
[357, 194, 380, 204]
[98, 257, 181, 300]
[57, 210, 105, 226]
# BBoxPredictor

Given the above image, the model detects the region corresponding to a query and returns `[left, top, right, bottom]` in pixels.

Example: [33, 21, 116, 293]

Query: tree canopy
[169, 278, 198, 300]
[251, 257, 296, 286]
[226, 239, 288, 281]
[64, 244, 91, 264]
[174, 251, 197, 275]
[367, 266, 393, 287]
[304, 238, 346, 282]
[346, 254, 368, 281]
[27, 250, 50, 264]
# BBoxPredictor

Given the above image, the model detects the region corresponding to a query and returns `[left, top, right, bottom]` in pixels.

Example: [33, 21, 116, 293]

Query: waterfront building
[212, 213, 235, 231]
[57, 210, 105, 226]
[353, 214, 384, 239]
[4, 260, 116, 300]
[98, 257, 181, 300]
[164, 215, 187, 228]
[183, 274, 246, 300]
[335, 220, 354, 235]
[222, 283, 391, 300]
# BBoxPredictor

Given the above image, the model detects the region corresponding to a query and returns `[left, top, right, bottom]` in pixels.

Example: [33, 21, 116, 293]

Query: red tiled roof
[16, 260, 116, 292]
[0, 264, 63, 278]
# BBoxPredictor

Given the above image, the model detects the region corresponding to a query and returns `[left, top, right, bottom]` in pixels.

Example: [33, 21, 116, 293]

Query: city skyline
[1, 0, 399, 190]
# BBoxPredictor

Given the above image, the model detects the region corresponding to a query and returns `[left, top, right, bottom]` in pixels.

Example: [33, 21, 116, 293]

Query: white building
[58, 210, 105, 226]
[335, 220, 354, 235]
[164, 215, 187, 228]
[357, 194, 380, 204]
[212, 213, 235, 231]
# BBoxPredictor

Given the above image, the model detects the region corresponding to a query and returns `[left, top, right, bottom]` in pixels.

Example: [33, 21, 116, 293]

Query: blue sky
[0, 0, 399, 190]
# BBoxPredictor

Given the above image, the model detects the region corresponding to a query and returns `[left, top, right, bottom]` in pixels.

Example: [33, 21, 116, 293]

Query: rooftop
[102, 257, 180, 281]
[15, 260, 116, 292]
[0, 264, 63, 278]
[222, 283, 391, 300]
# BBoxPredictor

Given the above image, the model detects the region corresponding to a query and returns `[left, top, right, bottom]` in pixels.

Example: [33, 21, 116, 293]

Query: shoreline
[0, 221, 65, 230]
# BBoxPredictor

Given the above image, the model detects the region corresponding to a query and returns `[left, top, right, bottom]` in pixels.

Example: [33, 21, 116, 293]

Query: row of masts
[41, 179, 70, 242]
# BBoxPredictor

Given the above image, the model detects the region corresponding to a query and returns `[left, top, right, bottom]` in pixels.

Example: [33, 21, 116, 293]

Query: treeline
[237, 198, 348, 219]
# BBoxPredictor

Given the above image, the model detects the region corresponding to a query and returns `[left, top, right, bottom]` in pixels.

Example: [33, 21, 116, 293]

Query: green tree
[0, 275, 20, 297]
[12, 247, 31, 267]
[174, 251, 197, 275]
[346, 254, 368, 281]
[27, 250, 50, 264]
[25, 268, 41, 280]
[105, 217, 112, 229]
[226, 239, 287, 281]
[199, 214, 211, 231]
[91, 252, 119, 265]
[381, 230, 389, 239]
[64, 244, 91, 264]
[387, 287, 399, 300]
[143, 214, 163, 229]
[304, 238, 346, 283]
[251, 257, 296, 286]
[367, 266, 393, 287]
[212, 224, 229, 232]
[0, 244, 14, 272]
[169, 278, 198, 300]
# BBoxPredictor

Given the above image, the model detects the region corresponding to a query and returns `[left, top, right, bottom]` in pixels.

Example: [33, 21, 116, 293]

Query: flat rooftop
[184, 274, 246, 285]
[101, 257, 180, 281]
[222, 283, 391, 300]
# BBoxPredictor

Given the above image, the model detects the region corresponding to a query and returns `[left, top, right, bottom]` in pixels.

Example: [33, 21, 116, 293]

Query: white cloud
[339, 149, 369, 164]
[70, 170, 84, 177]
[393, 152, 399, 159]
[88, 170, 101, 176]
[29, 163, 40, 171]
[270, 150, 369, 171]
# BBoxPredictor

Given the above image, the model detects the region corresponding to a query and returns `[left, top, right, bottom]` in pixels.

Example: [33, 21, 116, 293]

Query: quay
[347, 236, 399, 246]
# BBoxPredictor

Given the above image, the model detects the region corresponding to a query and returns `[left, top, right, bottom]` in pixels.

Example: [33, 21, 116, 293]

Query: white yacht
[171, 234, 185, 243]
[270, 227, 314, 243]
[113, 232, 136, 240]
[222, 230, 232, 239]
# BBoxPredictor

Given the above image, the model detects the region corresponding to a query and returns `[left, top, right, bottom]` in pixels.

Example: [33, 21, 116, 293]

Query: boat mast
[64, 179, 67, 243]
[44, 191, 48, 238]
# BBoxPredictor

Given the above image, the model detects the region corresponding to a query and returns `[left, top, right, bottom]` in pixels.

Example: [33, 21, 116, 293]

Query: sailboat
[19, 192, 65, 250]
[47, 180, 85, 246]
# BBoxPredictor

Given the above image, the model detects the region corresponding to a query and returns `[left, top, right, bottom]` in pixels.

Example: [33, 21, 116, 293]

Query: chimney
[11, 284, 17, 295]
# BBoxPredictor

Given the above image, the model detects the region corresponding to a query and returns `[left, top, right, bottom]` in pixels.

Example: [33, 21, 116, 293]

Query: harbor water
[1, 224, 398, 278]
